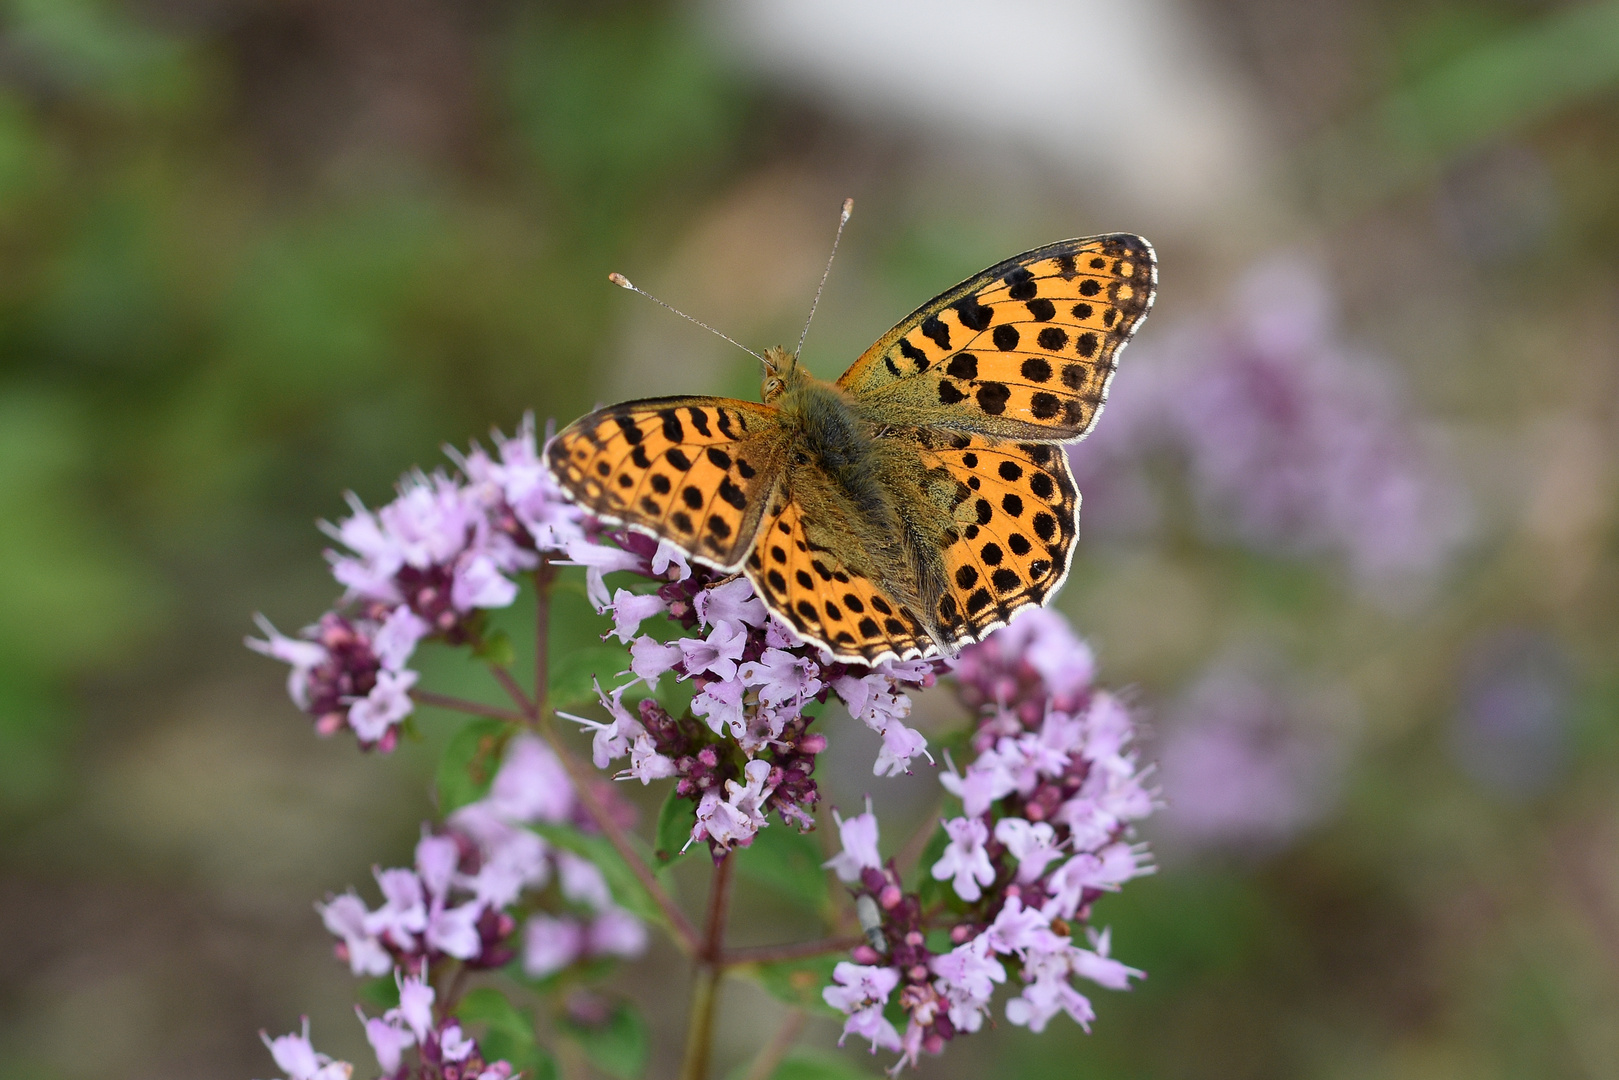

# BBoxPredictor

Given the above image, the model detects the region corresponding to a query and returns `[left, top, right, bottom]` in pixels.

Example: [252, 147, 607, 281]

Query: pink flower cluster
[356, 972, 518, 1080]
[249, 417, 584, 749]
[318, 734, 648, 982]
[820, 610, 1157, 1072]
[257, 1019, 354, 1080]
[257, 1005, 516, 1080]
[558, 532, 944, 853]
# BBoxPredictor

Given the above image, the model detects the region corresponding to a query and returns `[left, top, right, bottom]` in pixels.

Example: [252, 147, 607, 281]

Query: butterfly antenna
[606, 272, 767, 366]
[794, 197, 854, 359]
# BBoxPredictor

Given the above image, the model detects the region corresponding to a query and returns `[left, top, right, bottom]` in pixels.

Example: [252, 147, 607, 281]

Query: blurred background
[1, 0, 1617, 1077]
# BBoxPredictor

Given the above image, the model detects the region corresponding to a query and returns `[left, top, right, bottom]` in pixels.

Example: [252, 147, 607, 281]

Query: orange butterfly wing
[743, 488, 934, 663]
[545, 396, 784, 570]
[838, 235, 1155, 441]
[918, 433, 1080, 644]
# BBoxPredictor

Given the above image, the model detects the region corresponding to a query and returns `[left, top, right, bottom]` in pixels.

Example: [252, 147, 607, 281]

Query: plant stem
[409, 689, 529, 725]
[489, 664, 536, 719]
[678, 853, 735, 1080]
[738, 1009, 807, 1080]
[439, 962, 471, 1014]
[539, 722, 702, 953]
[721, 935, 862, 968]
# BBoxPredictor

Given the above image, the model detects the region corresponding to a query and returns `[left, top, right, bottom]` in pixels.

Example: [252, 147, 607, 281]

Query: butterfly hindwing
[919, 434, 1080, 644]
[744, 488, 934, 664]
[546, 396, 783, 570]
[838, 235, 1156, 441]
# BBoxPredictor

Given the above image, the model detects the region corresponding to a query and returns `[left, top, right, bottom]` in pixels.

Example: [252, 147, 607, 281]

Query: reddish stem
[679, 853, 735, 1080]
[489, 664, 536, 719]
[721, 935, 862, 968]
[410, 689, 528, 725]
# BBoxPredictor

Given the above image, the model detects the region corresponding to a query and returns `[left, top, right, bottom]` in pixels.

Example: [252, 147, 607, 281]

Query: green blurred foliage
[1, 0, 1618, 1078]
[558, 1000, 649, 1080]
[0, 0, 752, 826]
[457, 987, 558, 1080]
[732, 817, 832, 914]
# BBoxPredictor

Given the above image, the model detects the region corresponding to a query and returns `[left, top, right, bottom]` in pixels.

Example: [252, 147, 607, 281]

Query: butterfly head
[760, 345, 802, 403]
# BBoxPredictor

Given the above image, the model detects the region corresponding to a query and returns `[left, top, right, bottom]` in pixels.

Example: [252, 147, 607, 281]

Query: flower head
[822, 609, 1156, 1073]
[259, 1019, 353, 1080]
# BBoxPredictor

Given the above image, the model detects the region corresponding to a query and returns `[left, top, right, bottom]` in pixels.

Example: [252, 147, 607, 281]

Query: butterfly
[546, 234, 1156, 665]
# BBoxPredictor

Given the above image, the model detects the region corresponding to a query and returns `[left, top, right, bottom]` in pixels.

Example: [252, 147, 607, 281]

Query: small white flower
[824, 799, 882, 883]
[930, 816, 995, 902]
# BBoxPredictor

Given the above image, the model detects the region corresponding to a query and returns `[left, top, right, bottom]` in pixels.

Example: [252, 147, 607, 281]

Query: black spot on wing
[1004, 266, 1037, 300]
[898, 338, 929, 370]
[955, 297, 993, 331]
[659, 409, 684, 442]
[946, 353, 977, 380]
[613, 414, 642, 444]
[976, 382, 1010, 415]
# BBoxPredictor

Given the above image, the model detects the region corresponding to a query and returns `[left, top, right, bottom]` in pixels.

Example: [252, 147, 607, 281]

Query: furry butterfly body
[546, 234, 1157, 664]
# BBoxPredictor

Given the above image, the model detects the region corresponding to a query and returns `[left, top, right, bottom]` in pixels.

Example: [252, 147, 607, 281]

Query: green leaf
[654, 786, 697, 865]
[357, 975, 399, 1010]
[455, 988, 556, 1078]
[560, 1002, 649, 1080]
[549, 643, 630, 708]
[734, 823, 831, 912]
[436, 717, 510, 813]
[729, 1049, 879, 1080]
[529, 821, 665, 925]
[473, 626, 515, 668]
[742, 953, 842, 1018]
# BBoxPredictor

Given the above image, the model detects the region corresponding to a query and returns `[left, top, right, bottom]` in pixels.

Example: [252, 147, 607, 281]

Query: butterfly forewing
[744, 490, 934, 664]
[546, 396, 784, 569]
[838, 235, 1156, 441]
[918, 434, 1080, 644]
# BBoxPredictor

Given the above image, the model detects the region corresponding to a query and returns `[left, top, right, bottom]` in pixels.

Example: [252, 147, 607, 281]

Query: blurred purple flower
[1155, 662, 1343, 853]
[1070, 256, 1469, 593]
[258, 1018, 353, 1080]
[522, 914, 585, 980]
[1451, 628, 1572, 798]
